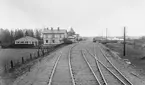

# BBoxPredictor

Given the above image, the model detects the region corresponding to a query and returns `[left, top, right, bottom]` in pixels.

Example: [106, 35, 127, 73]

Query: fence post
[10, 60, 13, 68]
[22, 57, 24, 64]
[4, 64, 7, 73]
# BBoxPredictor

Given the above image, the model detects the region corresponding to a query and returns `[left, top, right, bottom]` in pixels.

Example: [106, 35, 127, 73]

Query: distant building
[107, 37, 123, 41]
[67, 28, 80, 42]
[68, 36, 76, 42]
[15, 36, 39, 46]
[42, 27, 67, 45]
[94, 36, 105, 41]
[75, 34, 80, 41]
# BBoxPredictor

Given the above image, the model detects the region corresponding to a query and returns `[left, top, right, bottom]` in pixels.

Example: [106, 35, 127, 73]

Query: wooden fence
[4, 46, 56, 73]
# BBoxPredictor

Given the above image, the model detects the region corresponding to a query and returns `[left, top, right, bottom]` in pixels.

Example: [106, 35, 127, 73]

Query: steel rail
[97, 57, 126, 85]
[86, 49, 127, 85]
[86, 49, 108, 85]
[48, 52, 62, 85]
[81, 50, 101, 85]
[97, 43, 133, 85]
[68, 45, 77, 85]
[93, 44, 108, 85]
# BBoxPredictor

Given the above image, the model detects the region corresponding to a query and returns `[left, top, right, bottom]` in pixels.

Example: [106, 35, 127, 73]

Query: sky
[0, 0, 145, 37]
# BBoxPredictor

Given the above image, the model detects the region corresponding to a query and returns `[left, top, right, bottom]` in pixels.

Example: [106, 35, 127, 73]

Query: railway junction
[12, 41, 145, 85]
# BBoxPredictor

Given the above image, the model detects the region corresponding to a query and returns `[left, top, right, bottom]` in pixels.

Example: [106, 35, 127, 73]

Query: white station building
[15, 36, 39, 46]
[42, 27, 67, 45]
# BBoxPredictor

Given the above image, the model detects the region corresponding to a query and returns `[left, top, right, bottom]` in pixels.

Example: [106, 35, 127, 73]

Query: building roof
[42, 29, 67, 34]
[68, 36, 75, 39]
[15, 36, 38, 42]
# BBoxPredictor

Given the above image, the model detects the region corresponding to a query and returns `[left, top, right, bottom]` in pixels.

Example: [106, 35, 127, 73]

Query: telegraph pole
[123, 27, 126, 56]
[106, 28, 107, 41]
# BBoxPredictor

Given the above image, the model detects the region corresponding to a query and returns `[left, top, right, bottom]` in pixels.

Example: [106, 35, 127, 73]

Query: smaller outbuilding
[68, 36, 76, 42]
[68, 34, 79, 42]
[15, 36, 39, 46]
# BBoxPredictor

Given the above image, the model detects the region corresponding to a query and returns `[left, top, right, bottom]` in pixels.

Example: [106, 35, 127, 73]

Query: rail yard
[11, 41, 145, 85]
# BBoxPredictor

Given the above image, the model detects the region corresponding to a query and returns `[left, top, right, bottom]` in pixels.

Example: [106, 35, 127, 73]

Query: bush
[63, 38, 73, 44]
[8, 44, 35, 48]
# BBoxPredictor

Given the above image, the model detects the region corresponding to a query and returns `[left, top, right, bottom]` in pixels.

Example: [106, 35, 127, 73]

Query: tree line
[0, 28, 42, 46]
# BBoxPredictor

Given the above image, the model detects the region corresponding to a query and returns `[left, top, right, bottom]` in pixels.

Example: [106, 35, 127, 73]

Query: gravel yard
[2, 41, 145, 85]
[71, 43, 97, 85]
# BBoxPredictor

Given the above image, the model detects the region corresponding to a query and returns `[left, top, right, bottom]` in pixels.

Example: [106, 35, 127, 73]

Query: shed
[15, 36, 38, 46]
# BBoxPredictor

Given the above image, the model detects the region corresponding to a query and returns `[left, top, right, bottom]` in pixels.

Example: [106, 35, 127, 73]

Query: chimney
[58, 27, 60, 31]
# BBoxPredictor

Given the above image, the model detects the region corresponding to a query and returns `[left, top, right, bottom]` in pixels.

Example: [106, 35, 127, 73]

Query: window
[46, 40, 48, 43]
[21, 41, 24, 44]
[25, 41, 28, 44]
[52, 40, 55, 43]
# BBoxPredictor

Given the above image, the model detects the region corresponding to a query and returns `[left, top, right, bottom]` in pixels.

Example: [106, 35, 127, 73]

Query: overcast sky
[0, 0, 145, 36]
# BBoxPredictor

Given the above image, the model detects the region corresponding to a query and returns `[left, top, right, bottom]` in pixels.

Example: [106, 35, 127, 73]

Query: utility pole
[123, 27, 126, 56]
[106, 28, 108, 42]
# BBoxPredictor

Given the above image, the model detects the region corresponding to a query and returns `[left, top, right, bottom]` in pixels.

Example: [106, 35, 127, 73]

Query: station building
[42, 27, 67, 45]
[15, 36, 39, 46]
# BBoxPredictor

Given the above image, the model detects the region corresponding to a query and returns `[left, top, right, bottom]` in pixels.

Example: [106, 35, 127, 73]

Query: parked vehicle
[93, 38, 97, 42]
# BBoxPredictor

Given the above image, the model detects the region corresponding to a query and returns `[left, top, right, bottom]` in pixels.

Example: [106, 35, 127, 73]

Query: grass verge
[104, 43, 145, 74]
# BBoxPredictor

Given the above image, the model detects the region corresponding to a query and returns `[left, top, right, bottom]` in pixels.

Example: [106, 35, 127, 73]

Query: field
[105, 42, 145, 72]
[0, 49, 38, 71]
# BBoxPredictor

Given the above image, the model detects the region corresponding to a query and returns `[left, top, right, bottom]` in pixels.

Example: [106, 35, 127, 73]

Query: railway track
[47, 52, 62, 85]
[47, 45, 76, 85]
[12, 42, 138, 85]
[70, 43, 100, 85]
[97, 43, 133, 85]
[83, 43, 133, 85]
[68, 45, 77, 85]
[81, 50, 103, 85]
